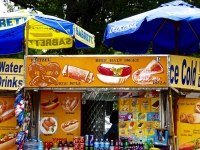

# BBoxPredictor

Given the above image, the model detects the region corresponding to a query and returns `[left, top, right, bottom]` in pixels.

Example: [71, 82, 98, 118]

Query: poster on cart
[0, 96, 18, 150]
[25, 55, 168, 88]
[178, 98, 200, 150]
[118, 90, 160, 143]
[40, 91, 81, 142]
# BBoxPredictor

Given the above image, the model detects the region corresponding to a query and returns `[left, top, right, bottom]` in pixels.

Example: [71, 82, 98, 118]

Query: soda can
[79, 136, 85, 143]
[80, 143, 85, 149]
[89, 146, 94, 150]
[89, 135, 94, 146]
[74, 143, 79, 149]
[73, 136, 79, 143]
[84, 146, 89, 150]
[85, 135, 89, 146]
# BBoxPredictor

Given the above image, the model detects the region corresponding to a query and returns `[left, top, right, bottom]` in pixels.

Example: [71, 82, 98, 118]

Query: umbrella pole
[169, 88, 177, 150]
[25, 21, 29, 55]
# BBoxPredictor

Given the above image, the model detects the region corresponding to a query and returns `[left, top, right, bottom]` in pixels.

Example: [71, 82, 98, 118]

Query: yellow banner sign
[74, 25, 95, 48]
[28, 19, 73, 49]
[25, 55, 169, 88]
[40, 91, 81, 142]
[177, 98, 200, 150]
[0, 59, 24, 90]
[170, 55, 200, 90]
[0, 96, 18, 150]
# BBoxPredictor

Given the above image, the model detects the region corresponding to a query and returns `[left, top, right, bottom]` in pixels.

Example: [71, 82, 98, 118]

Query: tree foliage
[4, 0, 200, 58]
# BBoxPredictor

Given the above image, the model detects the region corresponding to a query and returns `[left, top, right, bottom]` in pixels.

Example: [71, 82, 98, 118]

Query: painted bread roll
[180, 113, 189, 123]
[62, 65, 94, 83]
[187, 113, 200, 124]
[194, 102, 200, 113]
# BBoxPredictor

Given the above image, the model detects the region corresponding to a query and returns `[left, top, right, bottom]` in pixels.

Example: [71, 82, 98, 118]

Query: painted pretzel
[28, 62, 61, 87]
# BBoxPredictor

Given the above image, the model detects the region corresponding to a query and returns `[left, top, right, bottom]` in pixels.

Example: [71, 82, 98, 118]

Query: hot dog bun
[97, 74, 130, 85]
[61, 119, 79, 133]
[0, 138, 16, 150]
[97, 64, 131, 84]
[42, 102, 59, 111]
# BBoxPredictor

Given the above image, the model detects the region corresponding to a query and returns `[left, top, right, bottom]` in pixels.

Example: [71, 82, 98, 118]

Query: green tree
[4, 0, 200, 57]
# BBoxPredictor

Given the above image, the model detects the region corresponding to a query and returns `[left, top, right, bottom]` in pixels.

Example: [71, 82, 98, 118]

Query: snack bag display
[119, 98, 130, 112]
[130, 98, 140, 112]
[140, 98, 151, 112]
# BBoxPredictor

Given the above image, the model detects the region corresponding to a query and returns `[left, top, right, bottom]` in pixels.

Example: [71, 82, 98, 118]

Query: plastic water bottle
[23, 139, 29, 149]
[38, 141, 44, 150]
[104, 138, 110, 150]
[94, 138, 100, 150]
[99, 138, 104, 150]
[33, 139, 38, 149]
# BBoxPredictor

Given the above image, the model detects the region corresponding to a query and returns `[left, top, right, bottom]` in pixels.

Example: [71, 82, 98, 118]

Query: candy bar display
[14, 91, 32, 149]
[118, 90, 160, 144]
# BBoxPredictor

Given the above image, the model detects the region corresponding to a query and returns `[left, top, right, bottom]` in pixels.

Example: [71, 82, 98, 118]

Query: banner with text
[0, 96, 18, 150]
[25, 55, 168, 88]
[178, 98, 200, 150]
[40, 91, 81, 142]
[0, 59, 24, 90]
[170, 55, 200, 90]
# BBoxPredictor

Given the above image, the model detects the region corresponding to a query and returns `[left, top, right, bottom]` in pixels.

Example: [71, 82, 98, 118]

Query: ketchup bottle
[114, 140, 119, 150]
[44, 141, 49, 150]
[49, 141, 53, 150]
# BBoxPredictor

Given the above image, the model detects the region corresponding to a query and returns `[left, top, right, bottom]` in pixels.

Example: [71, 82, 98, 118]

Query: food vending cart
[23, 54, 173, 149]
[169, 55, 200, 150]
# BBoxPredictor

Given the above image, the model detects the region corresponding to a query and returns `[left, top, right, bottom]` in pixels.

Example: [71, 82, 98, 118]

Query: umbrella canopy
[103, 0, 200, 54]
[0, 9, 95, 55]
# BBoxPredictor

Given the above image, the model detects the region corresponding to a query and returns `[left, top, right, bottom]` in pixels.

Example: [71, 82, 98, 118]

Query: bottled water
[94, 138, 100, 150]
[104, 138, 110, 150]
[33, 139, 38, 149]
[99, 138, 104, 150]
[38, 141, 44, 150]
[23, 139, 29, 149]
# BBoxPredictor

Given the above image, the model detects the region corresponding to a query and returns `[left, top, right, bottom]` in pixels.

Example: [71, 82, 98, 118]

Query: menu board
[25, 55, 168, 88]
[178, 98, 200, 150]
[0, 96, 18, 150]
[118, 90, 160, 143]
[40, 91, 81, 141]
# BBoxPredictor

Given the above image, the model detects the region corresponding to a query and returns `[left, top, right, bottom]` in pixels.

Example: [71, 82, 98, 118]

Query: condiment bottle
[53, 140, 58, 148]
[44, 141, 49, 150]
[58, 140, 63, 150]
[49, 141, 53, 150]
[68, 141, 74, 150]
[63, 140, 68, 150]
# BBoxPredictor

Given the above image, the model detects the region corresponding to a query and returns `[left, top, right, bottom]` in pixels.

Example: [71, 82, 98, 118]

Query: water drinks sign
[170, 55, 200, 90]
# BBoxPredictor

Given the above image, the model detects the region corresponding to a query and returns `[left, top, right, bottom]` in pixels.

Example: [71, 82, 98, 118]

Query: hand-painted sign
[170, 55, 200, 90]
[25, 55, 168, 88]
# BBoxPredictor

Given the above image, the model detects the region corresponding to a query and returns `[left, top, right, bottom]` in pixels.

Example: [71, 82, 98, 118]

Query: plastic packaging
[104, 138, 110, 150]
[94, 138, 99, 150]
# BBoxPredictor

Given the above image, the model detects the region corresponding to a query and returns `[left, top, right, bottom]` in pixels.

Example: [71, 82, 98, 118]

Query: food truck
[18, 54, 175, 149]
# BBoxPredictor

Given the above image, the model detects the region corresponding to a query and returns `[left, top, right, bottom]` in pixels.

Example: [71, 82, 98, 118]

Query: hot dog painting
[97, 64, 132, 84]
[41, 96, 59, 111]
[61, 119, 79, 133]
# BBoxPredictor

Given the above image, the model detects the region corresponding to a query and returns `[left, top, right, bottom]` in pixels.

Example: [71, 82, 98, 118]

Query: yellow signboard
[28, 19, 73, 49]
[25, 55, 168, 88]
[178, 98, 200, 150]
[0, 59, 24, 90]
[74, 25, 95, 48]
[40, 91, 81, 142]
[170, 55, 200, 90]
[0, 96, 18, 150]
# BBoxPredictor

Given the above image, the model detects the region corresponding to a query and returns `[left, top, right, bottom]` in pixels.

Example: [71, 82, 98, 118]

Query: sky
[0, 0, 7, 13]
